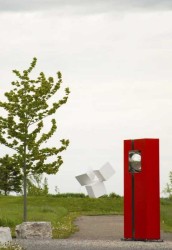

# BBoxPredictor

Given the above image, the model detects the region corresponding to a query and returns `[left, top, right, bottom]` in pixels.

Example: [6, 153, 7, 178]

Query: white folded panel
[75, 171, 95, 186]
[85, 181, 106, 198]
[94, 162, 115, 181]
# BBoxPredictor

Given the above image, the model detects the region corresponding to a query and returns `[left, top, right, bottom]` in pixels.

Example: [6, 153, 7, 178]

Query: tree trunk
[23, 162, 27, 221]
[23, 130, 27, 222]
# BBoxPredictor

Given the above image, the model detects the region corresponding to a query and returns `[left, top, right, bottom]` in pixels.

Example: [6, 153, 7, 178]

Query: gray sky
[1, 0, 172, 12]
[0, 0, 172, 196]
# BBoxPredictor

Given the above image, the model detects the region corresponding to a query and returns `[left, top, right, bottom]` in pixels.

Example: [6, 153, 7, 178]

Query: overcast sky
[0, 0, 172, 196]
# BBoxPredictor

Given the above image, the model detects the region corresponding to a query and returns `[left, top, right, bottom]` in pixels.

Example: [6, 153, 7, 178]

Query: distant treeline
[49, 192, 122, 198]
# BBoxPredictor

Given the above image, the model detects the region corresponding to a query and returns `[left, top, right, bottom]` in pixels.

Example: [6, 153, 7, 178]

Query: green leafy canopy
[0, 57, 70, 175]
[0, 154, 22, 195]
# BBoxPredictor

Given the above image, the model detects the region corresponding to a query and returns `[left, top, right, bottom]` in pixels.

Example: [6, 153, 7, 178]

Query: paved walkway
[70, 215, 172, 241]
[14, 215, 172, 250]
[70, 215, 123, 240]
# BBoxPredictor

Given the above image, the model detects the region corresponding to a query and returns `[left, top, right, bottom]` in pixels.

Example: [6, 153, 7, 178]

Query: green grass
[161, 198, 172, 232]
[0, 194, 122, 238]
[0, 194, 171, 240]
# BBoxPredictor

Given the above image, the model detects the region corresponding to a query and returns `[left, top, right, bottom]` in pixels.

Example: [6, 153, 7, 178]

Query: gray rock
[0, 227, 12, 245]
[15, 222, 52, 239]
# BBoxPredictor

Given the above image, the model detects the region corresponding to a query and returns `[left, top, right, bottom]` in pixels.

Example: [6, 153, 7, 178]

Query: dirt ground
[70, 215, 172, 241]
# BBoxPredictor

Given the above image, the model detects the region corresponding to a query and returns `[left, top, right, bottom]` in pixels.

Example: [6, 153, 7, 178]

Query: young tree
[42, 177, 49, 195]
[0, 58, 70, 221]
[0, 154, 22, 195]
[27, 174, 49, 196]
[163, 171, 172, 199]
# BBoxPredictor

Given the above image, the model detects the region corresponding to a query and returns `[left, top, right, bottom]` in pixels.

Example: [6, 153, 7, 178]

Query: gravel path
[70, 215, 123, 240]
[70, 215, 172, 241]
[14, 239, 172, 250]
[14, 215, 172, 250]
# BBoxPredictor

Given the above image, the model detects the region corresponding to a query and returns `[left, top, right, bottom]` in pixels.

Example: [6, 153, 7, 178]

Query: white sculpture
[94, 162, 115, 181]
[75, 162, 115, 198]
[85, 181, 106, 198]
[75, 171, 95, 186]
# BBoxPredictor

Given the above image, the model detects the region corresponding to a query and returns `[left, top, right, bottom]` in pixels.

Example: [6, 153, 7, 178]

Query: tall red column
[124, 138, 160, 240]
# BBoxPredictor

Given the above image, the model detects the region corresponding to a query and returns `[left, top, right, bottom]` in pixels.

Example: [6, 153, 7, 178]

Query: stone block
[0, 227, 12, 245]
[94, 162, 115, 181]
[85, 181, 106, 198]
[75, 171, 95, 186]
[15, 222, 52, 239]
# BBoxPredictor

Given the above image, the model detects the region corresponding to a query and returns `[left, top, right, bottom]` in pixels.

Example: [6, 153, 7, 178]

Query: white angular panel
[85, 181, 106, 198]
[94, 162, 115, 181]
[75, 171, 95, 186]
[75, 162, 115, 198]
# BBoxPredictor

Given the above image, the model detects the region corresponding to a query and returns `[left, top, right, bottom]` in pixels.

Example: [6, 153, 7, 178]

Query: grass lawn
[0, 194, 171, 240]
[161, 198, 172, 233]
[0, 194, 121, 239]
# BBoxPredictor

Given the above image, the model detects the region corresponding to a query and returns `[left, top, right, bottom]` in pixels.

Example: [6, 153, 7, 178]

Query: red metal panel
[124, 138, 160, 240]
[124, 140, 132, 238]
[134, 139, 147, 240]
[145, 139, 160, 239]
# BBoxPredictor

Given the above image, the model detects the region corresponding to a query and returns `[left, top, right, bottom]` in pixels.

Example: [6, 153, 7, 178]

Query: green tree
[42, 177, 49, 195]
[0, 58, 70, 220]
[0, 154, 22, 195]
[163, 171, 172, 199]
[27, 174, 49, 196]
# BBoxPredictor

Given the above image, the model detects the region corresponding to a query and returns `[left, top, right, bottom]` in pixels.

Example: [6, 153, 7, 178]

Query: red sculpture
[124, 138, 161, 241]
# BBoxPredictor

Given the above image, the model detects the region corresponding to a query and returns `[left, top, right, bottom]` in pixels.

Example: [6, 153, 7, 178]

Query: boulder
[0, 227, 12, 245]
[15, 222, 52, 239]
